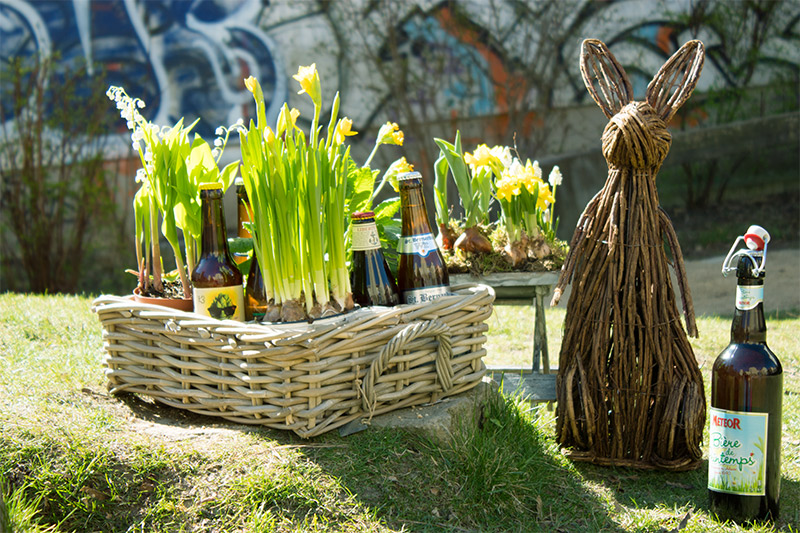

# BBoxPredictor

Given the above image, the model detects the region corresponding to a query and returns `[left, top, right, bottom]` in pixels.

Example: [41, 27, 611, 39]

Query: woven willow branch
[551, 39, 706, 471]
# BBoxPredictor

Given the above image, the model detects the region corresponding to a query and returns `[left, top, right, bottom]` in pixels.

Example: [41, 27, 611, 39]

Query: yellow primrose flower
[376, 122, 404, 146]
[385, 156, 415, 192]
[293, 64, 321, 106]
[389, 156, 414, 174]
[333, 117, 358, 144]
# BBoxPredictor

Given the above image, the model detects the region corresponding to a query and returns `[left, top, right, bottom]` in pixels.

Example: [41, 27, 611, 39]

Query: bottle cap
[234, 177, 244, 186]
[397, 171, 422, 182]
[722, 225, 770, 278]
[199, 182, 223, 191]
[744, 225, 770, 251]
[351, 211, 376, 220]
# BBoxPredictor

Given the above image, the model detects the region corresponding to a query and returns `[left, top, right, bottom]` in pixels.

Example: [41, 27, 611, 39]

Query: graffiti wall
[2, 0, 797, 145]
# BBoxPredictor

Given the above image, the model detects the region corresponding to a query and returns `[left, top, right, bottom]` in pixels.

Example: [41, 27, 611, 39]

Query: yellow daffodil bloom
[537, 184, 554, 210]
[244, 76, 257, 94]
[293, 64, 321, 106]
[495, 176, 521, 201]
[276, 106, 300, 135]
[263, 125, 276, 144]
[464, 144, 499, 172]
[491, 145, 512, 167]
[333, 117, 358, 144]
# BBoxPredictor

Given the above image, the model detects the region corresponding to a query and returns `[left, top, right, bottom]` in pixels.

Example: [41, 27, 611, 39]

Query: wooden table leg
[532, 285, 551, 374]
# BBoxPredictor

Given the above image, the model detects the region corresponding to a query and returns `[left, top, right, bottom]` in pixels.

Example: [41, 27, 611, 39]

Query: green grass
[1, 293, 798, 532]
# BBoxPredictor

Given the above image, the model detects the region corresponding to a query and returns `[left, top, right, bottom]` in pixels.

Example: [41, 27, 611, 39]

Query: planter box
[93, 284, 494, 438]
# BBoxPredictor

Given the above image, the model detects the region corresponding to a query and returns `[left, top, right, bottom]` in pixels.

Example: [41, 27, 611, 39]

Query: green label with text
[707, 407, 768, 496]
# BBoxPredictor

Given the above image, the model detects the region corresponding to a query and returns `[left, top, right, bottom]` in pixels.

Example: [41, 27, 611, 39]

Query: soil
[136, 279, 187, 299]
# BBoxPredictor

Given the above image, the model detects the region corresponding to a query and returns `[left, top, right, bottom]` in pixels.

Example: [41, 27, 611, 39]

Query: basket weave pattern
[93, 284, 494, 438]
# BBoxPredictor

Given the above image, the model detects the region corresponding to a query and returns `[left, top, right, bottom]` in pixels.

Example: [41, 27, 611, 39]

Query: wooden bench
[451, 272, 559, 402]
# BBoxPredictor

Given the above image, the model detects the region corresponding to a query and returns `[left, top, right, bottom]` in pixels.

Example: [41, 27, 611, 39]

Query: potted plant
[433, 130, 568, 277]
[106, 86, 239, 309]
[238, 65, 409, 322]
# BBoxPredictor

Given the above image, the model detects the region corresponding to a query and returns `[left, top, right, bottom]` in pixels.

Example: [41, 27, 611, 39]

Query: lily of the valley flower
[293, 64, 321, 107]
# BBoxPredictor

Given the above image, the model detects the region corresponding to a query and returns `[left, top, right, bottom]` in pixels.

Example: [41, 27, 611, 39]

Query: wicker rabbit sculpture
[550, 39, 706, 471]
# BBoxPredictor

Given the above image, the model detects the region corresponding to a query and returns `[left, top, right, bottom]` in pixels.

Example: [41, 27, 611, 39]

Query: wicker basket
[92, 283, 494, 438]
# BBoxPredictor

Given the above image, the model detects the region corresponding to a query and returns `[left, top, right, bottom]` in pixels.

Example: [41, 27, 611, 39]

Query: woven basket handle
[361, 319, 453, 413]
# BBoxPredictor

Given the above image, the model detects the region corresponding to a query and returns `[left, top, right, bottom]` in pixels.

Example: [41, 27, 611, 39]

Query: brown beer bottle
[350, 211, 399, 307]
[709, 225, 782, 522]
[191, 183, 245, 321]
[396, 171, 451, 304]
[234, 178, 268, 321]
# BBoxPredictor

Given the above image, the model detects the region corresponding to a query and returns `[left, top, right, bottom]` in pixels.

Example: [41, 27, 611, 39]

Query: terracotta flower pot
[132, 287, 193, 312]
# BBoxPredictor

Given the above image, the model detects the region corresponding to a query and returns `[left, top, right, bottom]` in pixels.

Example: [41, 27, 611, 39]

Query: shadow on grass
[108, 384, 632, 531]
[103, 387, 800, 532]
[573, 460, 800, 531]
[284, 393, 627, 532]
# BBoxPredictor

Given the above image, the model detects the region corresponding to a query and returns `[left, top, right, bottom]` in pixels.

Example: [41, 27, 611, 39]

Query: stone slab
[340, 377, 499, 443]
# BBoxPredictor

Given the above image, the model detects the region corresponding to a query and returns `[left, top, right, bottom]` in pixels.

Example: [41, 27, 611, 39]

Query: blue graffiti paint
[0, 0, 285, 137]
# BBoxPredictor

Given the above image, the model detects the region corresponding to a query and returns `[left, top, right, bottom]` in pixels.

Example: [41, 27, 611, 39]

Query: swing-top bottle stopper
[721, 225, 770, 278]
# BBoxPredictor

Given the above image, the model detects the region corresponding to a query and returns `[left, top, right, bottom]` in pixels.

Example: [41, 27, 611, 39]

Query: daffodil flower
[293, 64, 321, 107]
[464, 144, 500, 173]
[277, 105, 301, 136]
[263, 125, 276, 145]
[333, 117, 358, 144]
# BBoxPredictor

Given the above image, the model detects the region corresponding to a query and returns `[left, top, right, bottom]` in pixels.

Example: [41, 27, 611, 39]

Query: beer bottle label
[402, 285, 450, 305]
[398, 233, 438, 257]
[707, 407, 768, 496]
[193, 286, 246, 321]
[352, 223, 381, 251]
[736, 285, 763, 311]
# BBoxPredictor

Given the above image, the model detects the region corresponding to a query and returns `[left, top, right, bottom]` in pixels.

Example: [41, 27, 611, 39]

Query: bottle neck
[351, 218, 381, 252]
[200, 189, 231, 257]
[731, 276, 767, 344]
[399, 183, 433, 236]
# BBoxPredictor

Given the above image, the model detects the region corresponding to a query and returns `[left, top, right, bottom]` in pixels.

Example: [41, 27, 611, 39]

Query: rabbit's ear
[646, 40, 704, 123]
[581, 39, 633, 119]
